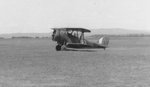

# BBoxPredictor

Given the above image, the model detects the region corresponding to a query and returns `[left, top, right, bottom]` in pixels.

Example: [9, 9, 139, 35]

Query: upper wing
[51, 28, 91, 33]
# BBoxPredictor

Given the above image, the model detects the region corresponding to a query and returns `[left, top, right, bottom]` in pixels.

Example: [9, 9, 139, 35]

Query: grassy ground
[0, 37, 150, 87]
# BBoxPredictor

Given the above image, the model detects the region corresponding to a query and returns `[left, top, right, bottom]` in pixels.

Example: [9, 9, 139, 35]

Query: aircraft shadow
[62, 48, 97, 52]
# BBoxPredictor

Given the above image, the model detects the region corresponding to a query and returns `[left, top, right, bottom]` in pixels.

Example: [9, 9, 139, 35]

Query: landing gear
[56, 45, 61, 51]
[55, 45, 67, 51]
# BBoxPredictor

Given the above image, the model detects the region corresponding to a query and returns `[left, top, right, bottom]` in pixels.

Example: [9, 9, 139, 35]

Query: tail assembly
[98, 36, 109, 49]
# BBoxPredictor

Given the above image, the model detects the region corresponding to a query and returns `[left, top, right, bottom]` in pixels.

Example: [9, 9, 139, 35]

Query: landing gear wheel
[56, 45, 61, 51]
[61, 45, 67, 51]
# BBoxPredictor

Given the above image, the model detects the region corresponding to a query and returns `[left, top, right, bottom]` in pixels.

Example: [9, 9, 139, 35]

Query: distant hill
[88, 28, 150, 35]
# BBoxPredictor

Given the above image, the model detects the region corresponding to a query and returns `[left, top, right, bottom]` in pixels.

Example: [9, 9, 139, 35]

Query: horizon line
[0, 28, 150, 34]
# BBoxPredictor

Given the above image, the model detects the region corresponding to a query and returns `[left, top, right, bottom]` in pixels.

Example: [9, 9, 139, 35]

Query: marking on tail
[98, 37, 109, 48]
[98, 37, 104, 44]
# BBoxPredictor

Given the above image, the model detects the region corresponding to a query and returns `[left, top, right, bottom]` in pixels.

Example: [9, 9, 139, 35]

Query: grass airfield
[0, 37, 150, 87]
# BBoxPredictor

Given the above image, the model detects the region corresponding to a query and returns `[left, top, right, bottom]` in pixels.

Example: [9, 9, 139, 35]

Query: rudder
[98, 37, 109, 47]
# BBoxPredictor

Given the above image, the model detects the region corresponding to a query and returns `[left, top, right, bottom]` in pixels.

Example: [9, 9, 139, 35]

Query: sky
[0, 0, 149, 33]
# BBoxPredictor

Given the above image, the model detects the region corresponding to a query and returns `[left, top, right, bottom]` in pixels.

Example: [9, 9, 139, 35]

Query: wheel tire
[61, 45, 67, 51]
[56, 45, 61, 51]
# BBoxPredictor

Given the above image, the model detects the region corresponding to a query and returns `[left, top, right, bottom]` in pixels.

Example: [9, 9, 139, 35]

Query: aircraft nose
[52, 33, 55, 41]
[52, 32, 60, 41]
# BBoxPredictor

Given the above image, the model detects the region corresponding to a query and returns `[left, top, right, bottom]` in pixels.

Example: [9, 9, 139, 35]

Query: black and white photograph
[0, 0, 149, 87]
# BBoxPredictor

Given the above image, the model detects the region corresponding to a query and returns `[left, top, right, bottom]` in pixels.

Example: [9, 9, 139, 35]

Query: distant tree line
[0, 37, 4, 39]
[11, 36, 50, 39]
[0, 36, 50, 39]
[11, 36, 33, 39]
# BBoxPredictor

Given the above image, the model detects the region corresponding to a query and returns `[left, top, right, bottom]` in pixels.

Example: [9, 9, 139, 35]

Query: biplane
[51, 28, 109, 51]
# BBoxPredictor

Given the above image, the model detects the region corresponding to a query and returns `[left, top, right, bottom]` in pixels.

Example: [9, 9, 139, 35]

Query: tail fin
[98, 36, 109, 47]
